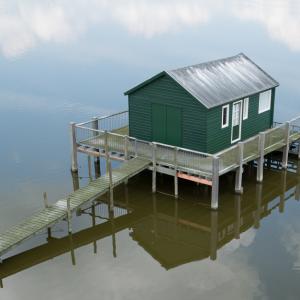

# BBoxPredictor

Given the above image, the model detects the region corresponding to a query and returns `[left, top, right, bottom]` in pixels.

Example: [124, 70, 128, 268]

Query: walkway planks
[0, 157, 150, 258]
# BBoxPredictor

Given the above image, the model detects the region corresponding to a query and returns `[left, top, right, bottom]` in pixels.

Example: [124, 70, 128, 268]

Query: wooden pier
[0, 111, 300, 261]
[72, 111, 300, 209]
[0, 157, 150, 259]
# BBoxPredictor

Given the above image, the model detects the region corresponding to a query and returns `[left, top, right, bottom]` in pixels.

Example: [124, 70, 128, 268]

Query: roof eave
[124, 71, 167, 96]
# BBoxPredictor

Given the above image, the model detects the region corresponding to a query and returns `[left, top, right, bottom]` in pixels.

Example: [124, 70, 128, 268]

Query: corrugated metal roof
[166, 53, 279, 108]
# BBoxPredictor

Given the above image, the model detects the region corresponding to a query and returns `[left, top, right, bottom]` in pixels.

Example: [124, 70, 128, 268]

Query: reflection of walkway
[0, 166, 299, 286]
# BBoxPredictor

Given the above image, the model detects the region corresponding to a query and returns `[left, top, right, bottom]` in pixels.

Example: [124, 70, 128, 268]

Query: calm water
[1, 0, 300, 299]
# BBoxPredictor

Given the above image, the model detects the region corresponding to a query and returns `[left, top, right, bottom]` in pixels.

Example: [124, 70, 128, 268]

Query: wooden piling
[235, 142, 244, 194]
[174, 147, 178, 198]
[257, 132, 265, 183]
[282, 121, 290, 169]
[70, 122, 78, 172]
[211, 156, 219, 210]
[152, 143, 157, 193]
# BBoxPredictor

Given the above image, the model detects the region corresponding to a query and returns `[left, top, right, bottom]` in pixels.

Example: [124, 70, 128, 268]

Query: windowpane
[259, 90, 271, 114]
[222, 105, 229, 128]
[243, 98, 249, 120]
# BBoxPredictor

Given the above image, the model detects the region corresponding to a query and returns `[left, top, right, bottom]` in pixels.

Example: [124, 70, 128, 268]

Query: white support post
[70, 122, 78, 172]
[211, 156, 219, 210]
[108, 158, 114, 211]
[235, 142, 244, 194]
[174, 147, 178, 198]
[67, 197, 72, 234]
[257, 132, 265, 183]
[152, 143, 157, 193]
[282, 121, 290, 169]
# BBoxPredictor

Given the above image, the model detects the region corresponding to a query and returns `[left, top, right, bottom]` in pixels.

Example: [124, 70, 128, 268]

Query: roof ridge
[168, 53, 245, 73]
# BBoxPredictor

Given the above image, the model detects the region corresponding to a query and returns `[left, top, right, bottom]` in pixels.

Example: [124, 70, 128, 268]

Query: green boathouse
[125, 53, 279, 154]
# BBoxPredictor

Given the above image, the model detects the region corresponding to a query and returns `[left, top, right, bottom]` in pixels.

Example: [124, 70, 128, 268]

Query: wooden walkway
[0, 157, 150, 258]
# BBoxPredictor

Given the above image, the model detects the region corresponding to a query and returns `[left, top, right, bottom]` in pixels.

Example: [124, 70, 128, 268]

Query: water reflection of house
[0, 168, 299, 285]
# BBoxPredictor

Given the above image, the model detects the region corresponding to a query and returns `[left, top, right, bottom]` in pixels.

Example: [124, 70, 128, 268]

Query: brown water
[1, 160, 300, 299]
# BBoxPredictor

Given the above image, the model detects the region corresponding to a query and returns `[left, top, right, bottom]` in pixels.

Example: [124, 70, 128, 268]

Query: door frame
[231, 100, 243, 144]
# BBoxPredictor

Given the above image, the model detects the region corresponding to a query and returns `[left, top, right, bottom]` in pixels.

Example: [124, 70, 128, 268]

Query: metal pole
[257, 132, 265, 183]
[282, 121, 290, 169]
[235, 142, 244, 194]
[174, 147, 178, 198]
[70, 122, 78, 172]
[211, 156, 219, 210]
[152, 143, 157, 193]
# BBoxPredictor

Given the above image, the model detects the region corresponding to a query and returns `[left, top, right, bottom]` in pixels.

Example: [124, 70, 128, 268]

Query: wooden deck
[0, 157, 150, 258]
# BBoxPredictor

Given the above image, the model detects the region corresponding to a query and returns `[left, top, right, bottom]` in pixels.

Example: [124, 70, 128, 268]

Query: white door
[231, 101, 243, 143]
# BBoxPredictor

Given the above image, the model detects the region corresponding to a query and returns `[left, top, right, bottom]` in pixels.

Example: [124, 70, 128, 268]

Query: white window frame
[231, 100, 243, 144]
[243, 97, 249, 120]
[258, 90, 271, 114]
[222, 104, 229, 128]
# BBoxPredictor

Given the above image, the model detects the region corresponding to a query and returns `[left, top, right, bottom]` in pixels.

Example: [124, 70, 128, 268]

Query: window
[222, 105, 229, 128]
[243, 97, 249, 120]
[259, 90, 271, 114]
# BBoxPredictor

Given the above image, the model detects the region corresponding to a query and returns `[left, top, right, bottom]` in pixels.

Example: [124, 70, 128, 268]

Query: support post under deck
[152, 143, 157, 193]
[235, 142, 244, 194]
[70, 122, 78, 172]
[108, 158, 114, 211]
[211, 156, 219, 210]
[257, 132, 265, 183]
[282, 121, 290, 169]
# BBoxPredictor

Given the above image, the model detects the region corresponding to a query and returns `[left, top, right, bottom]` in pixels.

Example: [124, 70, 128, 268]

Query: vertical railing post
[282, 121, 290, 169]
[257, 132, 265, 183]
[70, 122, 78, 172]
[152, 143, 157, 193]
[211, 156, 219, 210]
[108, 158, 114, 211]
[43, 192, 52, 238]
[124, 135, 129, 160]
[235, 142, 244, 194]
[174, 147, 178, 198]
[134, 139, 138, 157]
[92, 116, 100, 163]
[104, 130, 109, 172]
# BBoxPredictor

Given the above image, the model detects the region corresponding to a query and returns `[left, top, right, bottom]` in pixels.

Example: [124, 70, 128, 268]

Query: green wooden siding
[128, 74, 207, 152]
[207, 88, 276, 153]
[128, 74, 275, 154]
